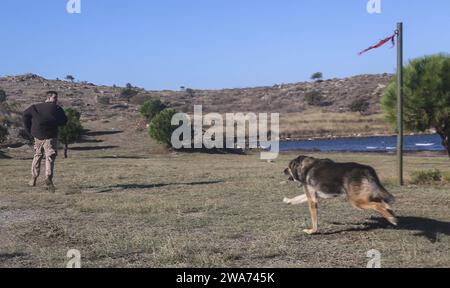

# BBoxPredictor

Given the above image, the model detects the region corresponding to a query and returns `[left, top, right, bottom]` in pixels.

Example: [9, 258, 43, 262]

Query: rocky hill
[0, 73, 393, 149]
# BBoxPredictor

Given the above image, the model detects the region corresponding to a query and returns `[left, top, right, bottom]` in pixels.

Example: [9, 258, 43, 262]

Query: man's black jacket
[23, 103, 68, 140]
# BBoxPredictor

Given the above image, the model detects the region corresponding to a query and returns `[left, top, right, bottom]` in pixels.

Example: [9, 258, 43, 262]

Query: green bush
[0, 124, 8, 144]
[185, 88, 195, 97]
[349, 99, 370, 113]
[120, 83, 139, 100]
[304, 90, 324, 106]
[0, 89, 6, 103]
[443, 172, 450, 183]
[58, 108, 84, 158]
[410, 169, 443, 185]
[311, 72, 323, 81]
[149, 109, 178, 147]
[65, 75, 75, 82]
[140, 99, 166, 122]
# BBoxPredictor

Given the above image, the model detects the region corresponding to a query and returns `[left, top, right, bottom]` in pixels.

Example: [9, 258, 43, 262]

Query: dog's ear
[297, 157, 316, 183]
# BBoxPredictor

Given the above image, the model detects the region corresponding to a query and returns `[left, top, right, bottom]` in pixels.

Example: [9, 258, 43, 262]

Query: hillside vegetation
[0, 73, 395, 147]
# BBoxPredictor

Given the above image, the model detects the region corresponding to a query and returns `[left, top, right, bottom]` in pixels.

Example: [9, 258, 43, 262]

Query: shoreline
[278, 150, 448, 158]
[280, 132, 438, 142]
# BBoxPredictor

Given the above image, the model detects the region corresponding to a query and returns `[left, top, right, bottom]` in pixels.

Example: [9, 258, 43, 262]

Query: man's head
[46, 91, 58, 103]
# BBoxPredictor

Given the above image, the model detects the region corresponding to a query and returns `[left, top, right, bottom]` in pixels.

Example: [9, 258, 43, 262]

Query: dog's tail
[366, 168, 395, 205]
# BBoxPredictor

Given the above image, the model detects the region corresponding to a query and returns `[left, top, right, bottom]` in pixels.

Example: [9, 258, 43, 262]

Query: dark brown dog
[283, 156, 397, 234]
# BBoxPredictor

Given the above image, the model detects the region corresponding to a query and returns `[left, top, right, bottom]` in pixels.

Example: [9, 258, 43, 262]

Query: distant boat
[415, 143, 434, 147]
[366, 146, 378, 150]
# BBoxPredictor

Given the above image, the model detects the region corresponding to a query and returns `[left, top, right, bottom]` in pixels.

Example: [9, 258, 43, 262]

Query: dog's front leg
[303, 186, 318, 235]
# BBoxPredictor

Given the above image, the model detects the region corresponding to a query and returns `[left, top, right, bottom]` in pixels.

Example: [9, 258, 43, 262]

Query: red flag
[358, 33, 396, 56]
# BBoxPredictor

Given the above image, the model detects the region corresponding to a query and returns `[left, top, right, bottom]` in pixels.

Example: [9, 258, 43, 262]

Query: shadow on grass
[85, 130, 124, 137]
[69, 146, 119, 151]
[0, 150, 11, 159]
[85, 180, 224, 193]
[96, 156, 148, 160]
[0, 252, 27, 260]
[177, 148, 246, 155]
[324, 216, 450, 242]
[77, 139, 104, 144]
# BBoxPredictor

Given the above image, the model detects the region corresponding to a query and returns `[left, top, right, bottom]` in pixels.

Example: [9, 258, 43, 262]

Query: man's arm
[22, 106, 33, 134]
[56, 106, 68, 126]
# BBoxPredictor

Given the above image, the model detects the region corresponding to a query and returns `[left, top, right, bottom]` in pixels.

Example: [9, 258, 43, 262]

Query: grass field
[1, 140, 449, 268]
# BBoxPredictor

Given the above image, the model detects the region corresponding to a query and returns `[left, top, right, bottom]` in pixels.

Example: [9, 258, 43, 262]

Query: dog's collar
[288, 169, 304, 187]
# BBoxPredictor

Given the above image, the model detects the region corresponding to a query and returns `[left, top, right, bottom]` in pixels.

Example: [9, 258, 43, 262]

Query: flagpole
[397, 22, 404, 186]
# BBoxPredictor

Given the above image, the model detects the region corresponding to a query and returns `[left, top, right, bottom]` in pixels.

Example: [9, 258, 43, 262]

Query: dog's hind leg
[356, 201, 398, 226]
[283, 194, 307, 205]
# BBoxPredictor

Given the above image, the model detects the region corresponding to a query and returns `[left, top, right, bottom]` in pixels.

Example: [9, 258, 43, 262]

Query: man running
[23, 91, 68, 192]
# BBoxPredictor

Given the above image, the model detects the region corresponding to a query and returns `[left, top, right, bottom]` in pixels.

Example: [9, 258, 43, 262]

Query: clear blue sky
[0, 0, 449, 90]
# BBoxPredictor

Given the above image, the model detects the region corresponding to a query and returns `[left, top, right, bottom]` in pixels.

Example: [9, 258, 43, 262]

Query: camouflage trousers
[32, 138, 58, 180]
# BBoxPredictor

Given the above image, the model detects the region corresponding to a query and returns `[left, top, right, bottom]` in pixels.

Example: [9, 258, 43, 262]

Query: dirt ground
[0, 121, 449, 268]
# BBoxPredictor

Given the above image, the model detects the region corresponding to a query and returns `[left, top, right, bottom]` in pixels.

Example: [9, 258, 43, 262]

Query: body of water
[280, 134, 445, 152]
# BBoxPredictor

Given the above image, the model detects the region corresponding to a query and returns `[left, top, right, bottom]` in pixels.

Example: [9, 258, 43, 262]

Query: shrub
[65, 75, 75, 82]
[0, 89, 6, 103]
[349, 99, 370, 113]
[120, 89, 138, 99]
[304, 90, 324, 106]
[120, 86, 139, 100]
[443, 172, 450, 183]
[96, 96, 111, 105]
[149, 109, 178, 147]
[410, 169, 443, 185]
[0, 124, 8, 144]
[58, 108, 84, 158]
[185, 88, 195, 97]
[129, 94, 152, 105]
[311, 72, 323, 81]
[140, 99, 166, 122]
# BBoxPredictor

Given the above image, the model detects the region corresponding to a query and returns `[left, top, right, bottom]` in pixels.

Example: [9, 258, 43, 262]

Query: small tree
[149, 109, 178, 147]
[120, 83, 138, 101]
[304, 90, 324, 106]
[140, 99, 166, 122]
[382, 54, 450, 158]
[58, 108, 84, 158]
[0, 123, 8, 144]
[185, 88, 195, 98]
[349, 99, 370, 113]
[65, 75, 75, 83]
[0, 89, 6, 103]
[311, 72, 323, 82]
